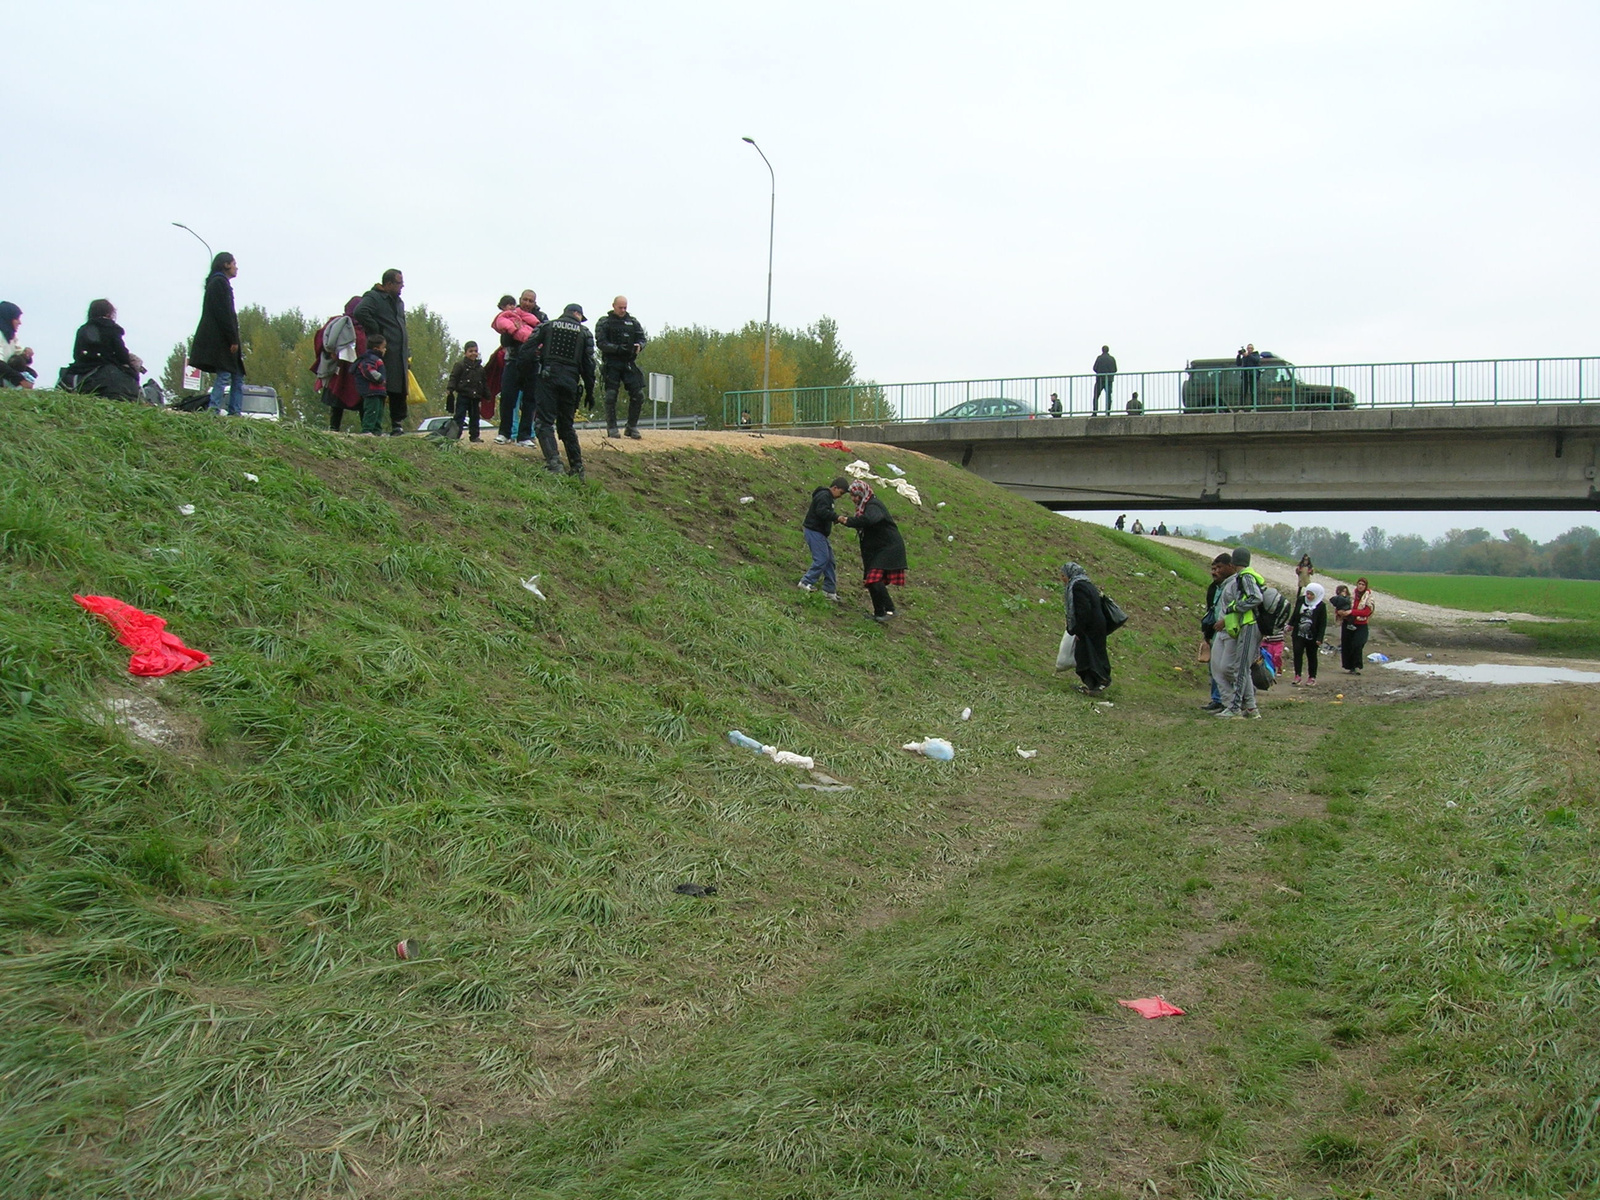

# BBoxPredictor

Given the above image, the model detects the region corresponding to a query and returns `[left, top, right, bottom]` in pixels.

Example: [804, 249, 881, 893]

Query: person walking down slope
[1092, 345, 1117, 415]
[837, 480, 907, 623]
[798, 476, 849, 601]
[1214, 547, 1265, 719]
[1341, 578, 1376, 672]
[190, 252, 245, 416]
[1061, 561, 1111, 695]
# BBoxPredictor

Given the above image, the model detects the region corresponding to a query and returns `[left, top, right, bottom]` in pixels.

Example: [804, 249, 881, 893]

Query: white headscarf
[1303, 582, 1325, 608]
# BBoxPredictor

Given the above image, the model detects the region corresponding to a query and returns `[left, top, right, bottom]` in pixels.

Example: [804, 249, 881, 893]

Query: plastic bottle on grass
[728, 730, 764, 752]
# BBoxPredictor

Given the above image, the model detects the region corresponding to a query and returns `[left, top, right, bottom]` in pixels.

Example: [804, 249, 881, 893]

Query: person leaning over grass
[797, 476, 849, 601]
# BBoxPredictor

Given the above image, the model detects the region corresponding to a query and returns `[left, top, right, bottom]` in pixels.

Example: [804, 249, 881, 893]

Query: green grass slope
[3, 392, 1597, 1200]
[0, 392, 1197, 1197]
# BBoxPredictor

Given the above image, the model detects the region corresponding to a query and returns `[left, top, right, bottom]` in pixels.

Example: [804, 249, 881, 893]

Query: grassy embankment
[1, 390, 1596, 1199]
[1363, 572, 1600, 658]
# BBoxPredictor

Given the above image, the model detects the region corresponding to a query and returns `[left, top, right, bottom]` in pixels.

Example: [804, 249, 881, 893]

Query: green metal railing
[722, 356, 1600, 427]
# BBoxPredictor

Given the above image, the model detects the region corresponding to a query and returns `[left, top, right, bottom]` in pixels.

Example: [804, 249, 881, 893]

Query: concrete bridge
[846, 404, 1600, 511]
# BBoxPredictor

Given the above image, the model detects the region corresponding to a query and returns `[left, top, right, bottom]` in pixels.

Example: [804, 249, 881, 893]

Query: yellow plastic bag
[406, 368, 426, 407]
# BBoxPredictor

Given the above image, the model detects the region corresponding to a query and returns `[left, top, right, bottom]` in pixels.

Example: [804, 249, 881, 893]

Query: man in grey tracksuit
[1213, 548, 1264, 718]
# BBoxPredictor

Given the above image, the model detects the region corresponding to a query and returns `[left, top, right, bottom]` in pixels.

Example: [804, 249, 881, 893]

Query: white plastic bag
[1055, 630, 1076, 671]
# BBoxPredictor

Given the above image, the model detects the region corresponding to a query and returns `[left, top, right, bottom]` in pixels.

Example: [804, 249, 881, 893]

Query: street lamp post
[741, 137, 775, 427]
[171, 222, 213, 260]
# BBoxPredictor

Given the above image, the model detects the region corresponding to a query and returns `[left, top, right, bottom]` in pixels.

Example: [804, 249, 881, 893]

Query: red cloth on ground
[1118, 997, 1185, 1019]
[818, 440, 852, 453]
[73, 595, 212, 677]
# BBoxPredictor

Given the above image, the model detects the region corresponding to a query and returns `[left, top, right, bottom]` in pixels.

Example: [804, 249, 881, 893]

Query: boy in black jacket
[798, 476, 849, 600]
[446, 341, 489, 441]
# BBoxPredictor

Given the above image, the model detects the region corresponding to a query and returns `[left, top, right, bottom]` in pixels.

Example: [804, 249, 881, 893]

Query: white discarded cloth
[764, 747, 816, 769]
[1016, 747, 1038, 759]
[520, 575, 546, 599]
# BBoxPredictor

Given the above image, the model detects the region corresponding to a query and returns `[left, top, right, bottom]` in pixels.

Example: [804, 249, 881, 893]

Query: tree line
[163, 306, 870, 428]
[1231, 521, 1600, 580]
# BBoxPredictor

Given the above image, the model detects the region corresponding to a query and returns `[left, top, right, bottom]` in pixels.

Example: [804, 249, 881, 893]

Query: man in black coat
[529, 304, 596, 478]
[190, 252, 245, 415]
[595, 295, 649, 439]
[353, 270, 410, 435]
[1092, 345, 1117, 415]
[497, 289, 547, 445]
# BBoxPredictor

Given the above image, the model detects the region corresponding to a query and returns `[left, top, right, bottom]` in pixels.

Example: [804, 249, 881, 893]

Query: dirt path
[1149, 534, 1555, 625]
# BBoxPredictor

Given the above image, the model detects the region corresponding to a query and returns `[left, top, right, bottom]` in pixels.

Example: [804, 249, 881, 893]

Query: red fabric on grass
[1118, 997, 1185, 1019]
[818, 440, 852, 453]
[73, 595, 212, 677]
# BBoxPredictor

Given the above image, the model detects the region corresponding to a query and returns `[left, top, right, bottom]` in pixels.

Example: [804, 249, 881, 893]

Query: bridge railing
[721, 356, 1600, 427]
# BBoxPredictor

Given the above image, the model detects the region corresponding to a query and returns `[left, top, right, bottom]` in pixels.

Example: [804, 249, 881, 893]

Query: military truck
[1181, 354, 1356, 412]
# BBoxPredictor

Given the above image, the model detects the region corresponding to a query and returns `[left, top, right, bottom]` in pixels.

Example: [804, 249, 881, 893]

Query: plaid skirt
[863, 569, 906, 586]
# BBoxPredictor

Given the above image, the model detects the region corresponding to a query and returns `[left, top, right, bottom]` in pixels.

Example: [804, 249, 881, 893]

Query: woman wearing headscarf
[1290, 581, 1327, 686]
[189, 252, 246, 416]
[1340, 578, 1376, 671]
[0, 302, 37, 388]
[1061, 561, 1111, 695]
[837, 479, 907, 622]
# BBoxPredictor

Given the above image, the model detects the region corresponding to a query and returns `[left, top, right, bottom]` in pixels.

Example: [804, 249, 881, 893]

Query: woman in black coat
[190, 252, 245, 415]
[1061, 561, 1111, 694]
[838, 480, 908, 622]
[62, 299, 142, 399]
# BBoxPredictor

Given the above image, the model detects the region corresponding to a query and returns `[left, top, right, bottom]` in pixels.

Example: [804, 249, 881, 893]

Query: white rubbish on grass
[244, 473, 259, 483]
[1169, 570, 1177, 576]
[1096, 701, 1114, 708]
[884, 478, 922, 505]
[844, 460, 874, 477]
[766, 747, 815, 769]
[177, 504, 195, 516]
[739, 496, 755, 504]
[885, 463, 906, 476]
[798, 782, 854, 792]
[1133, 571, 1146, 577]
[1016, 747, 1038, 759]
[520, 575, 547, 599]
[1367, 652, 1391, 663]
[902, 737, 955, 761]
[947, 535, 955, 542]
[960, 707, 972, 720]
[1445, 800, 1459, 809]
[936, 501, 946, 509]
[726, 730, 815, 769]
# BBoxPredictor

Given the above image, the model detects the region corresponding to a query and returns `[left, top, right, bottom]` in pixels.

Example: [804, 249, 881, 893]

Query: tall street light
[741, 137, 774, 427]
[171, 222, 214, 260]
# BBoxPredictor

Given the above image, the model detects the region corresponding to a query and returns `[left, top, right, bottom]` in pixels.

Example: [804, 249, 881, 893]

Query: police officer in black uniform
[594, 295, 649, 438]
[530, 303, 596, 478]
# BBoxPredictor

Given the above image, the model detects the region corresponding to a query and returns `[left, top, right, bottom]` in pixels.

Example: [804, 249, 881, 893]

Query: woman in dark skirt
[1061, 561, 1111, 694]
[838, 480, 908, 622]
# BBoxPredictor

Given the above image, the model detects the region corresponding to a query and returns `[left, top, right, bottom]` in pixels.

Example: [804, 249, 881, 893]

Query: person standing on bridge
[1092, 346, 1117, 415]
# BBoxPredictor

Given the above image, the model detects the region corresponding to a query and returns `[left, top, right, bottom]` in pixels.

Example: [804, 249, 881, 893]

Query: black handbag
[1101, 593, 1129, 633]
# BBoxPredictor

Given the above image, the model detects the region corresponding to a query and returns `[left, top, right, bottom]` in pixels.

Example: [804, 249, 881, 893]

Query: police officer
[530, 303, 596, 478]
[595, 295, 649, 438]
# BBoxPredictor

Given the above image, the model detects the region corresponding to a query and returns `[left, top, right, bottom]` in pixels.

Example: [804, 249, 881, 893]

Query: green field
[2, 391, 1597, 1199]
[1362, 572, 1600, 619]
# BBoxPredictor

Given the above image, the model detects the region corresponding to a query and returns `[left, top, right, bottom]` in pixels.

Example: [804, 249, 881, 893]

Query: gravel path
[1146, 535, 1555, 625]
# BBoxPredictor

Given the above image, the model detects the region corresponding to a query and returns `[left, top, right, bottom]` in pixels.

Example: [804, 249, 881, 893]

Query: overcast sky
[13, 0, 1598, 542]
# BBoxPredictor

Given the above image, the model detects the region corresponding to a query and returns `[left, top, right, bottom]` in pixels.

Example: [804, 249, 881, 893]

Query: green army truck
[1181, 354, 1356, 412]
